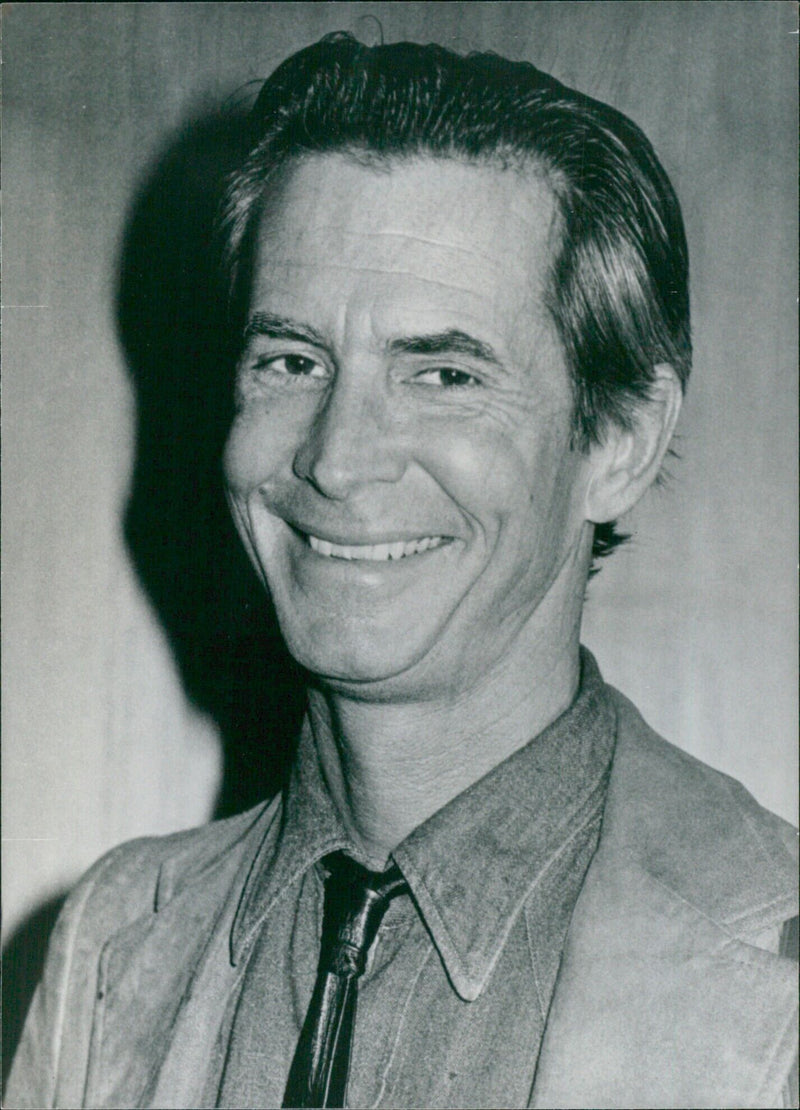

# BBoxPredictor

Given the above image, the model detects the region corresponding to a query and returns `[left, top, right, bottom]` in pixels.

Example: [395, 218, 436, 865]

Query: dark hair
[220, 33, 691, 564]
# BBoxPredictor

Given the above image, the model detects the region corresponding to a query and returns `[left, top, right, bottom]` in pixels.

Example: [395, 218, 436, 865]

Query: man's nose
[292, 375, 407, 499]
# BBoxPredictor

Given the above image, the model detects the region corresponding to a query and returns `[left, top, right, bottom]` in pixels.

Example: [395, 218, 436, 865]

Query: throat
[304, 643, 581, 861]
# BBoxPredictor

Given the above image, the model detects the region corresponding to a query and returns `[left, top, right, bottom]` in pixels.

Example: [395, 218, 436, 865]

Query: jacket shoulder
[533, 685, 798, 1109]
[607, 687, 798, 941]
[67, 800, 276, 936]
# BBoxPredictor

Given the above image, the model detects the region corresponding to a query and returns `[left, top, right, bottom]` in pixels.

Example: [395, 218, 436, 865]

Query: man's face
[224, 155, 594, 696]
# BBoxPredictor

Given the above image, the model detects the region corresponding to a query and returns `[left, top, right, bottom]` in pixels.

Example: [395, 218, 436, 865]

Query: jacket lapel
[531, 694, 798, 1109]
[83, 801, 279, 1109]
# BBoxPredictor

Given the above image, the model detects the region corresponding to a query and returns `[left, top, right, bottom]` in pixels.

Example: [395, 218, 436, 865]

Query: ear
[584, 364, 683, 524]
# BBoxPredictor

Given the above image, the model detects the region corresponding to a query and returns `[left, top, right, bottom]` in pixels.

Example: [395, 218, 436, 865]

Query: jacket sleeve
[4, 840, 159, 1109]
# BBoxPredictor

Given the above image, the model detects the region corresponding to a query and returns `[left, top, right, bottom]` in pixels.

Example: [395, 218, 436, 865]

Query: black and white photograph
[3, 3, 798, 1107]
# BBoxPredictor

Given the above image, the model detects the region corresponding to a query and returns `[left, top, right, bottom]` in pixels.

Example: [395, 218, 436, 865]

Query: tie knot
[320, 852, 409, 978]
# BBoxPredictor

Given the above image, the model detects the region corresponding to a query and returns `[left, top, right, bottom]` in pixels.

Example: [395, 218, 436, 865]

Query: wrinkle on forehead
[259, 154, 561, 256]
[301, 227, 550, 270]
[255, 260, 498, 300]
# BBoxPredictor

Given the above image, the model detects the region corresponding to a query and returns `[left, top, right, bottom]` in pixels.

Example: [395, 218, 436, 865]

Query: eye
[413, 367, 480, 388]
[254, 353, 328, 379]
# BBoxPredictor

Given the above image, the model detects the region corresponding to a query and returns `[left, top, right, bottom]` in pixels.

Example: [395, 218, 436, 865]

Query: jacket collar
[230, 649, 617, 1001]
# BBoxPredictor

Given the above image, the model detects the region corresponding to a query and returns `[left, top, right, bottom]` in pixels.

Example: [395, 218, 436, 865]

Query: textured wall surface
[3, 0, 797, 999]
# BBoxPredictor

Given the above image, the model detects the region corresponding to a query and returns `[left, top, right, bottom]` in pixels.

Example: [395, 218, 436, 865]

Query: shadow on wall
[2, 894, 68, 1087]
[117, 108, 306, 819]
[3, 109, 307, 1084]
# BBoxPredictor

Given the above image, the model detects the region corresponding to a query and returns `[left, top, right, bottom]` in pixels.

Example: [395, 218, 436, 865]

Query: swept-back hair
[220, 33, 691, 564]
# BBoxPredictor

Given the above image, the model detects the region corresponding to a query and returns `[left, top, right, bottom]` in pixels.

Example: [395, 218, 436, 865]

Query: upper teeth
[307, 535, 445, 560]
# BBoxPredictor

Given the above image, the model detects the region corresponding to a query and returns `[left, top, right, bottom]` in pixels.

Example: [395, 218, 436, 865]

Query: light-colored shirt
[208, 649, 616, 1108]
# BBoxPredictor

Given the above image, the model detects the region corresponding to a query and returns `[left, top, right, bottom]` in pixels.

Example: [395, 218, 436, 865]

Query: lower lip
[290, 528, 454, 570]
[312, 542, 450, 564]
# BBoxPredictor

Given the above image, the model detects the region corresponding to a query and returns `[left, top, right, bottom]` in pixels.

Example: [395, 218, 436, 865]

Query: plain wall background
[3, 0, 797, 1013]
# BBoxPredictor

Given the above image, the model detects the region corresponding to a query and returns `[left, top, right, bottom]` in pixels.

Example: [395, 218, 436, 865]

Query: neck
[305, 560, 587, 867]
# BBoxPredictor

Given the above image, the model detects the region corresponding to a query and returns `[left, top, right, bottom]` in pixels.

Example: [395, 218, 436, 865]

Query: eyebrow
[243, 312, 327, 347]
[243, 315, 503, 369]
[388, 329, 503, 368]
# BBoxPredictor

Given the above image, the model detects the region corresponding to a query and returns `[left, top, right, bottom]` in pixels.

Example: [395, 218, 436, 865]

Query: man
[7, 34, 797, 1110]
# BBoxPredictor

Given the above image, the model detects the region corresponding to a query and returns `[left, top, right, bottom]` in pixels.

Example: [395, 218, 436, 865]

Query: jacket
[6, 689, 798, 1109]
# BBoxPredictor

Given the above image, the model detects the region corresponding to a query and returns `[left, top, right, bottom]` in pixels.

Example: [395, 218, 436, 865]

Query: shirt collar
[230, 719, 351, 964]
[231, 648, 617, 999]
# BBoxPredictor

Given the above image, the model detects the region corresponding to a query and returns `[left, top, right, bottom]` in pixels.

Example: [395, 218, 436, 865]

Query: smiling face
[224, 154, 597, 696]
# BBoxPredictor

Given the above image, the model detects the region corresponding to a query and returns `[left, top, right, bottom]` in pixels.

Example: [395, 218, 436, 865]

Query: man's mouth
[306, 534, 448, 561]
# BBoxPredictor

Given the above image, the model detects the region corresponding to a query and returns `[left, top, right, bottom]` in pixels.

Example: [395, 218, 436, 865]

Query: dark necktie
[282, 851, 409, 1108]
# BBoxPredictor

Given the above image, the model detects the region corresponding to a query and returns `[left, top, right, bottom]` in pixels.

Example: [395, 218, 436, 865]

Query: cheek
[417, 416, 579, 534]
[223, 409, 293, 494]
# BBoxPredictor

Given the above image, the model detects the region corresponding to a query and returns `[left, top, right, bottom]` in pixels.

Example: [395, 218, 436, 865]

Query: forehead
[251, 154, 562, 350]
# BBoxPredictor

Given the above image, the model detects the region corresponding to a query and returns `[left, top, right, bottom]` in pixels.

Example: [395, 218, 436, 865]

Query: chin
[279, 622, 435, 691]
